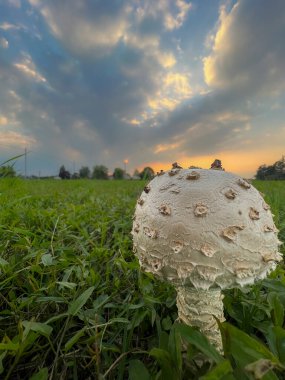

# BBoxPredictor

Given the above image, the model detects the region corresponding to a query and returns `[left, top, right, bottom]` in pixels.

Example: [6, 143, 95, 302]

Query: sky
[0, 0, 284, 178]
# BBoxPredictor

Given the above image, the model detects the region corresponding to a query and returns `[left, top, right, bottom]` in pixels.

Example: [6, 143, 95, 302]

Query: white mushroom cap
[132, 168, 282, 290]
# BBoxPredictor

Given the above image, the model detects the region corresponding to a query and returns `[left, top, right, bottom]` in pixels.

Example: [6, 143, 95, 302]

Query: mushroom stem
[176, 287, 225, 352]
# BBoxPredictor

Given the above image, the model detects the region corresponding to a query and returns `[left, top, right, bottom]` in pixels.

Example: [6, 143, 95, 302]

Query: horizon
[0, 0, 285, 178]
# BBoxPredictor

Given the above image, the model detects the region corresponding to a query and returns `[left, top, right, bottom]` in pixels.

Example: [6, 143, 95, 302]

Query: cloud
[0, 37, 8, 48]
[154, 141, 182, 154]
[13, 53, 47, 83]
[203, 0, 285, 95]
[28, 0, 131, 56]
[0, 22, 21, 30]
[0, 131, 36, 148]
[135, 0, 192, 31]
[0, 116, 8, 125]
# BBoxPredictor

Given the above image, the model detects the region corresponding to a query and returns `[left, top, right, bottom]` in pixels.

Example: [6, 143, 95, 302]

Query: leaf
[220, 323, 280, 367]
[68, 287, 95, 316]
[0, 153, 25, 166]
[29, 367, 48, 380]
[41, 253, 53, 266]
[266, 326, 285, 364]
[64, 327, 87, 351]
[128, 302, 145, 310]
[128, 359, 150, 380]
[268, 293, 284, 327]
[149, 348, 179, 380]
[168, 325, 182, 373]
[0, 258, 8, 267]
[162, 316, 172, 331]
[22, 321, 52, 338]
[92, 294, 110, 310]
[175, 324, 224, 364]
[129, 310, 148, 329]
[0, 342, 19, 351]
[262, 279, 285, 294]
[158, 331, 169, 351]
[108, 317, 130, 324]
[0, 352, 6, 374]
[56, 281, 77, 290]
[36, 296, 65, 303]
[200, 360, 233, 380]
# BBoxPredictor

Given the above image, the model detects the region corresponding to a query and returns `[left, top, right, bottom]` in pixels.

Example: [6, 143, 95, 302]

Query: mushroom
[132, 166, 282, 352]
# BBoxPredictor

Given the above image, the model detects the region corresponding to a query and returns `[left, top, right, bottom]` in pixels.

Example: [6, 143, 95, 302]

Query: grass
[0, 178, 284, 379]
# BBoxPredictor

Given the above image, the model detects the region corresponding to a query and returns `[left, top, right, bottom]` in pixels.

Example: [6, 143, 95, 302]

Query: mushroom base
[176, 286, 225, 352]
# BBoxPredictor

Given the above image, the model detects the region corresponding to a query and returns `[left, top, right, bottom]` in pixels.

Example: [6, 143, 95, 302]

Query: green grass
[0, 178, 284, 379]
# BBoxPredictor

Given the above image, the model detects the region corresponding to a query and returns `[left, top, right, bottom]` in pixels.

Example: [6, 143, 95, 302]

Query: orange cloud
[154, 142, 181, 154]
[0, 131, 36, 147]
[0, 116, 8, 125]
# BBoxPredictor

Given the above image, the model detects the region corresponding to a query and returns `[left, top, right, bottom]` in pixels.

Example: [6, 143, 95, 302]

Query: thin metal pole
[24, 147, 27, 178]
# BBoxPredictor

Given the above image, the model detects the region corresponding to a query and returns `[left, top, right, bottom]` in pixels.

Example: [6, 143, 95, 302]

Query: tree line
[1, 156, 284, 179]
[58, 165, 155, 180]
[255, 156, 285, 180]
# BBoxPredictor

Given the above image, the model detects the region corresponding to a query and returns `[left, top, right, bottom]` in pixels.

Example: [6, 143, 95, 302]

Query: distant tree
[0, 165, 16, 178]
[59, 165, 71, 179]
[255, 156, 285, 180]
[256, 165, 267, 180]
[71, 172, 80, 179]
[113, 167, 124, 179]
[273, 156, 285, 179]
[140, 166, 154, 180]
[79, 166, 90, 179]
[92, 165, 108, 180]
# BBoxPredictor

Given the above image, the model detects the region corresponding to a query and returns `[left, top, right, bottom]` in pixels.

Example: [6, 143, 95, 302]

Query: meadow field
[0, 178, 284, 379]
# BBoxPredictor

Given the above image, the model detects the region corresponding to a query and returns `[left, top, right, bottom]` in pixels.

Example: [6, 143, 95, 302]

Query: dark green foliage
[113, 167, 124, 179]
[139, 167, 154, 180]
[58, 165, 70, 179]
[0, 179, 284, 379]
[0, 165, 16, 178]
[79, 166, 90, 179]
[256, 156, 285, 180]
[92, 165, 108, 179]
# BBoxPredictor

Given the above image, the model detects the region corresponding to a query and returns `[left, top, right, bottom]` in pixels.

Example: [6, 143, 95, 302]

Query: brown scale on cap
[169, 169, 180, 176]
[172, 162, 183, 169]
[171, 241, 184, 254]
[225, 189, 237, 199]
[133, 223, 140, 233]
[264, 224, 277, 233]
[200, 243, 217, 257]
[263, 201, 270, 211]
[221, 225, 245, 241]
[143, 226, 158, 239]
[186, 171, 200, 180]
[157, 170, 165, 176]
[262, 251, 283, 263]
[194, 203, 208, 217]
[144, 185, 151, 193]
[249, 207, 260, 220]
[238, 179, 251, 189]
[159, 204, 171, 215]
[170, 189, 180, 194]
[137, 198, 144, 206]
